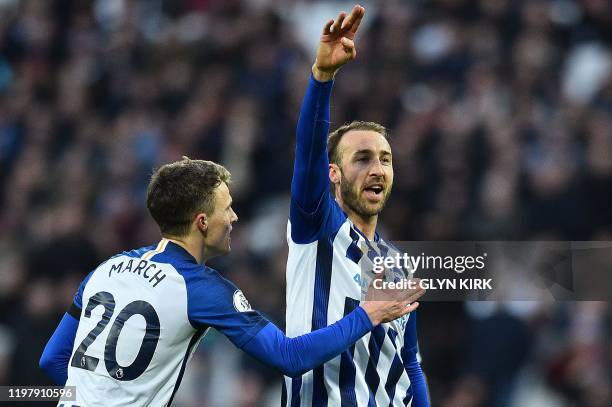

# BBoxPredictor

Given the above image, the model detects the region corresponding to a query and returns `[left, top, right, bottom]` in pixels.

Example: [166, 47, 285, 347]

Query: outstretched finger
[322, 19, 334, 35]
[342, 4, 365, 31]
[349, 5, 365, 34]
[404, 302, 420, 314]
[405, 287, 426, 304]
[331, 11, 346, 33]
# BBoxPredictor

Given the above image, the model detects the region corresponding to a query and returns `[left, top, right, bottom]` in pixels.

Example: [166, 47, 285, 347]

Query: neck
[351, 213, 378, 240]
[164, 234, 206, 264]
[338, 202, 378, 241]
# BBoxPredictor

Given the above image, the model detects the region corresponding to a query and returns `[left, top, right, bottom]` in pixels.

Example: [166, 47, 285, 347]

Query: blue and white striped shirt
[283, 75, 428, 407]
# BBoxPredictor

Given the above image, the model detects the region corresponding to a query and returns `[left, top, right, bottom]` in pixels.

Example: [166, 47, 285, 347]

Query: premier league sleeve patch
[232, 290, 252, 312]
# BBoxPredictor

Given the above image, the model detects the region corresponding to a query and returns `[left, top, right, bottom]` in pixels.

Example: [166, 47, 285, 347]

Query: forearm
[291, 74, 334, 212]
[242, 306, 373, 377]
[403, 311, 430, 406]
[40, 313, 79, 385]
[406, 354, 430, 407]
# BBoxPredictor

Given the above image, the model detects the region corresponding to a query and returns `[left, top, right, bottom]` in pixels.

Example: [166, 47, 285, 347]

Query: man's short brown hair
[146, 157, 231, 236]
[327, 121, 388, 165]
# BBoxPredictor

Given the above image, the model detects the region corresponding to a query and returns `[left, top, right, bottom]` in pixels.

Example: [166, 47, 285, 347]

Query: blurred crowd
[0, 0, 610, 406]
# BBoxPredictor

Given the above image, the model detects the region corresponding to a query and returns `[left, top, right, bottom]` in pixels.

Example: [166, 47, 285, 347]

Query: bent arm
[242, 306, 372, 377]
[40, 312, 79, 385]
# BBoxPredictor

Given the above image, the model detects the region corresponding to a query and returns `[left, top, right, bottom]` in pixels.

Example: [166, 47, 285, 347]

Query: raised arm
[290, 5, 365, 243]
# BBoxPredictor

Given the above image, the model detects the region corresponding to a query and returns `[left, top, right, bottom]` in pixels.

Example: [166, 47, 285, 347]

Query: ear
[195, 213, 208, 234]
[329, 163, 341, 185]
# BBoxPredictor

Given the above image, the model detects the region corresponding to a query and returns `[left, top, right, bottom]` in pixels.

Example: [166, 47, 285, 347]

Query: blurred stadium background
[0, 0, 610, 406]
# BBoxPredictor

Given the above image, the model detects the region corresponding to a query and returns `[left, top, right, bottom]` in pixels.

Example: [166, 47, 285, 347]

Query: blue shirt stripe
[339, 297, 360, 406]
[385, 328, 405, 406]
[365, 325, 386, 406]
[311, 231, 338, 406]
[291, 377, 302, 406]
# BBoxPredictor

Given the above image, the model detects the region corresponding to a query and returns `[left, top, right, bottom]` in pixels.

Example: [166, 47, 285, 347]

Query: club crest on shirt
[233, 290, 252, 312]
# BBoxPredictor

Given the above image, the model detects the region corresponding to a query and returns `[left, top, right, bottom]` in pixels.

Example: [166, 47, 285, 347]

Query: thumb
[340, 37, 356, 55]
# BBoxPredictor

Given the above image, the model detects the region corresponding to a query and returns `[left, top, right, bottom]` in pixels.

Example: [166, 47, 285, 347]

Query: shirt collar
[162, 239, 199, 265]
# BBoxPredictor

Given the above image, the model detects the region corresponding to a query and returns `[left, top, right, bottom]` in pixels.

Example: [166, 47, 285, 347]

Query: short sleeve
[186, 275, 269, 349]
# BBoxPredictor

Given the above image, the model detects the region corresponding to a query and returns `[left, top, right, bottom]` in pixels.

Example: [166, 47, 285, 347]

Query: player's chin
[361, 189, 387, 205]
[215, 241, 231, 256]
[362, 199, 386, 216]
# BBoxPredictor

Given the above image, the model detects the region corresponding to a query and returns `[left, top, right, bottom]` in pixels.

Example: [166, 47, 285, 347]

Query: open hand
[312, 5, 365, 82]
[361, 277, 425, 326]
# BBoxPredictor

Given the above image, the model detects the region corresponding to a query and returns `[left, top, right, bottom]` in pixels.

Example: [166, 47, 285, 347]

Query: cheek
[341, 173, 358, 191]
[343, 166, 363, 184]
[223, 220, 232, 235]
[357, 171, 371, 187]
[386, 169, 394, 184]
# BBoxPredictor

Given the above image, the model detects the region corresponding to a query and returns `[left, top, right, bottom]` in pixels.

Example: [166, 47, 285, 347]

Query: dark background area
[0, 0, 610, 406]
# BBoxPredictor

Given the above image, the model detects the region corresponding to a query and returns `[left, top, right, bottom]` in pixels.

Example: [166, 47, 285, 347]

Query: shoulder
[179, 264, 231, 288]
[289, 191, 348, 244]
[73, 244, 157, 307]
[182, 266, 261, 333]
[181, 265, 248, 308]
[124, 244, 158, 258]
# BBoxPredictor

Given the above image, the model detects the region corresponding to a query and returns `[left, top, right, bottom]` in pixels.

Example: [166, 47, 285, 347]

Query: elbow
[277, 358, 306, 378]
[39, 352, 52, 374]
[39, 352, 66, 385]
[281, 366, 305, 379]
[39, 345, 61, 375]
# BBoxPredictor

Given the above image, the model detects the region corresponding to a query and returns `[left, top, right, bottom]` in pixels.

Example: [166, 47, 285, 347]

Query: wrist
[360, 303, 381, 326]
[312, 64, 337, 82]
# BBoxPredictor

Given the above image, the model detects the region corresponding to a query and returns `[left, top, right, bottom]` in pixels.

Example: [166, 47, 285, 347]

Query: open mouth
[363, 184, 384, 200]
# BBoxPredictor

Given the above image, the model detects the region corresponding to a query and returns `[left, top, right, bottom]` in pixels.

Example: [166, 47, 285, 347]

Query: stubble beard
[339, 172, 391, 218]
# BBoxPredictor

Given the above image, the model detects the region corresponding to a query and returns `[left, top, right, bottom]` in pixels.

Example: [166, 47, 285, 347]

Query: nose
[231, 208, 238, 223]
[369, 158, 384, 177]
